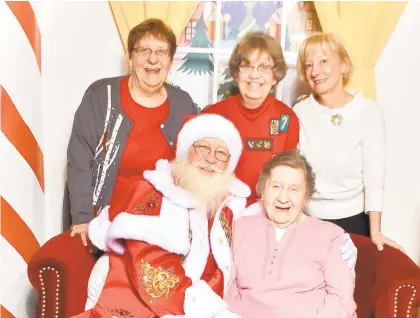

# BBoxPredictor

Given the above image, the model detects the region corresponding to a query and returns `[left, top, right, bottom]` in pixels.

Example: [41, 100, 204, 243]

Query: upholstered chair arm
[350, 233, 420, 318]
[28, 231, 97, 318]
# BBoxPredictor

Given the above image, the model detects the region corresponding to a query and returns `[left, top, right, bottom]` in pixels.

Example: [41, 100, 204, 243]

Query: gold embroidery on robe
[108, 308, 134, 318]
[137, 260, 180, 303]
[132, 191, 159, 215]
[220, 212, 232, 246]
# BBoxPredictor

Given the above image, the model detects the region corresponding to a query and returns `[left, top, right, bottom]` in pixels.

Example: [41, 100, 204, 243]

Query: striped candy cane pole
[1, 2, 43, 317]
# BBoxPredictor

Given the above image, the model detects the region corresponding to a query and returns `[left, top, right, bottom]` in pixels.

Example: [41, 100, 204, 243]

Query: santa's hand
[184, 280, 227, 317]
[215, 309, 242, 318]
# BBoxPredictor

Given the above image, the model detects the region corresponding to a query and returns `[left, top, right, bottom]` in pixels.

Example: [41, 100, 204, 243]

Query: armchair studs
[393, 284, 417, 318]
[38, 267, 61, 318]
[27, 230, 420, 317]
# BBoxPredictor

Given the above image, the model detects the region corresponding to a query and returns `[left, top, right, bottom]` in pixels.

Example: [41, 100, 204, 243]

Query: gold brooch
[331, 114, 343, 126]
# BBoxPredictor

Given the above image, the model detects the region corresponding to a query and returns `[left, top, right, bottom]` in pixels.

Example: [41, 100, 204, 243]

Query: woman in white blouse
[293, 33, 403, 252]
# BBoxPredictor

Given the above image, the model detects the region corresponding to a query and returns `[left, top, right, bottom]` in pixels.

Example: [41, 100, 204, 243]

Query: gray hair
[256, 150, 316, 200]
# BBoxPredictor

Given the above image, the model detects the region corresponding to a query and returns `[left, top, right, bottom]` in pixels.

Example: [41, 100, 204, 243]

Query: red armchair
[28, 230, 97, 318]
[28, 232, 420, 318]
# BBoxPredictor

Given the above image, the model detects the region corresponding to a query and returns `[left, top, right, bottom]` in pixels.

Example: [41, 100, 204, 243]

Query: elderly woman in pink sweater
[222, 150, 357, 318]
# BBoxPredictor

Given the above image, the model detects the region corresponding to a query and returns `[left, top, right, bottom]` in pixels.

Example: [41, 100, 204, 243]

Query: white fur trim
[215, 310, 242, 318]
[182, 211, 209, 283]
[225, 196, 247, 220]
[85, 254, 109, 310]
[243, 201, 264, 217]
[182, 196, 245, 294]
[210, 204, 233, 294]
[106, 197, 190, 255]
[184, 280, 227, 318]
[176, 114, 243, 173]
[229, 178, 251, 199]
[143, 160, 197, 208]
[88, 206, 111, 251]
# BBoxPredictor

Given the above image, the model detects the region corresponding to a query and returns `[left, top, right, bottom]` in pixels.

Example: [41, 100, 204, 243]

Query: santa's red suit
[73, 114, 254, 318]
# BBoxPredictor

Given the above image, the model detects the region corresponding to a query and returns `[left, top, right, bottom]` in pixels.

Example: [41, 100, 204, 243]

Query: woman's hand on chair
[371, 231, 405, 253]
[70, 223, 89, 247]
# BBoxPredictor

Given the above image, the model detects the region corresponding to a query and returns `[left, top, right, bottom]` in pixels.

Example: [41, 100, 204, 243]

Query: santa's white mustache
[191, 161, 224, 173]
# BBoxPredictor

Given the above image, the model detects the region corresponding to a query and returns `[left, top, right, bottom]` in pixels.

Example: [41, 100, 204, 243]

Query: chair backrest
[351, 233, 379, 317]
[350, 233, 420, 317]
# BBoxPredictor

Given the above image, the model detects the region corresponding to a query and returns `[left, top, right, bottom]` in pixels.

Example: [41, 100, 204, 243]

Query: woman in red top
[204, 32, 299, 205]
[68, 19, 197, 246]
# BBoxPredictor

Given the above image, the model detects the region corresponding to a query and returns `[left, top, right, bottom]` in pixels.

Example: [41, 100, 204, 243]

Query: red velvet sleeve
[112, 181, 193, 316]
[125, 241, 192, 316]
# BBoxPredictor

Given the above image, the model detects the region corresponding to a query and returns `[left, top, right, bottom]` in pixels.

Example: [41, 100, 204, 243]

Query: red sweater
[204, 94, 299, 204]
[109, 77, 173, 209]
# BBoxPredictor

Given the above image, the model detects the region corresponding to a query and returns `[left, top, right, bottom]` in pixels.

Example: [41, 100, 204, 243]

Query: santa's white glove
[184, 280, 227, 318]
[215, 309, 242, 318]
[341, 233, 358, 270]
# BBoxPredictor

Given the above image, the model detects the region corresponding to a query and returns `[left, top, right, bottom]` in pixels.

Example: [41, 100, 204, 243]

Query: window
[168, 1, 322, 109]
[185, 21, 198, 41]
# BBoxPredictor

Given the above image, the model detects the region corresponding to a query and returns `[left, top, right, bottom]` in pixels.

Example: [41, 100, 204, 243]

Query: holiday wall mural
[178, 13, 214, 76]
[217, 67, 238, 100]
[168, 1, 321, 109]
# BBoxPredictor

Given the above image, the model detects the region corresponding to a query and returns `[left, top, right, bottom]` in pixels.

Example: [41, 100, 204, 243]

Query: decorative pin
[279, 114, 290, 132]
[331, 114, 343, 126]
[269, 119, 280, 136]
[245, 138, 273, 151]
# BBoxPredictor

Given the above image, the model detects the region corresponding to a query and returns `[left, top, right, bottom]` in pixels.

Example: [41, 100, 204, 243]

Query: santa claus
[73, 114, 254, 317]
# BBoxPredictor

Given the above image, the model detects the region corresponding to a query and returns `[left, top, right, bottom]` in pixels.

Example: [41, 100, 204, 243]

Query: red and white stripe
[0, 2, 43, 317]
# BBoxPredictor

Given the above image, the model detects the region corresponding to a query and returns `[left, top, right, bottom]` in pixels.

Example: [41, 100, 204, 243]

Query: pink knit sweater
[225, 215, 357, 318]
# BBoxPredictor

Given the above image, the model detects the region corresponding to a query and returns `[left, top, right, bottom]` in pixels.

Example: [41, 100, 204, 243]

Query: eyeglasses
[239, 64, 275, 74]
[192, 143, 231, 163]
[132, 47, 169, 59]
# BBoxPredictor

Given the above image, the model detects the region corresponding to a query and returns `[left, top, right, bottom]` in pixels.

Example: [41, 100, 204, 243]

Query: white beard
[170, 160, 233, 218]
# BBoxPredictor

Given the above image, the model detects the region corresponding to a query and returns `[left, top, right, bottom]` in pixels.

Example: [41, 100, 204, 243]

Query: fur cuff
[88, 206, 111, 251]
[243, 202, 264, 216]
[215, 310, 242, 318]
[106, 198, 190, 255]
[184, 280, 227, 318]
